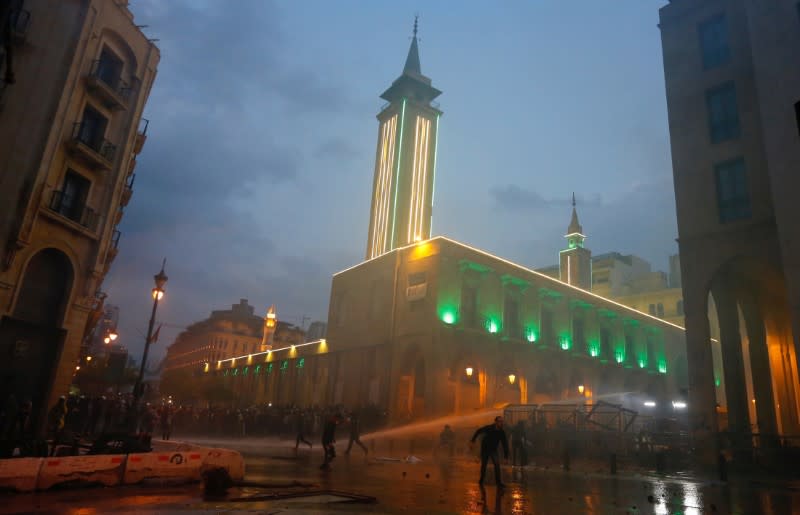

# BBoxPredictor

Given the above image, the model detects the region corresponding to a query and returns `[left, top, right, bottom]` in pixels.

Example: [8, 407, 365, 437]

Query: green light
[254, 365, 261, 374]
[615, 350, 625, 363]
[560, 336, 571, 350]
[638, 359, 646, 369]
[232, 368, 239, 376]
[590, 347, 599, 357]
[525, 328, 537, 343]
[389, 98, 407, 248]
[297, 358, 305, 369]
[486, 319, 499, 334]
[442, 311, 456, 324]
[267, 363, 273, 374]
[658, 360, 667, 374]
[280, 360, 288, 371]
[715, 377, 721, 387]
[243, 366, 249, 376]
[223, 369, 229, 377]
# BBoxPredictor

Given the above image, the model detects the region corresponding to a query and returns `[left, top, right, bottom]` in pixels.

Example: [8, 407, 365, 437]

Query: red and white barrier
[0, 457, 42, 492]
[37, 455, 126, 490]
[123, 451, 203, 484]
[202, 448, 245, 481]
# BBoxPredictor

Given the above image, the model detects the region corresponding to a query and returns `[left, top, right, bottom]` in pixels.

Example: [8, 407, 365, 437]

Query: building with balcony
[0, 0, 158, 431]
[660, 0, 800, 454]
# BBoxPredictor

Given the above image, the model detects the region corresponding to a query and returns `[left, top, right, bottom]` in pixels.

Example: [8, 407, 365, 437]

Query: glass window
[657, 303, 665, 318]
[57, 170, 90, 222]
[648, 304, 656, 316]
[706, 82, 740, 143]
[503, 293, 519, 337]
[460, 284, 478, 328]
[698, 14, 730, 69]
[96, 47, 123, 89]
[715, 158, 751, 223]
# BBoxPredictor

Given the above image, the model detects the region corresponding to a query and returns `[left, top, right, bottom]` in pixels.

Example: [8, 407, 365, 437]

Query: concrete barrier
[202, 448, 245, 481]
[123, 450, 203, 484]
[0, 457, 42, 492]
[37, 455, 126, 490]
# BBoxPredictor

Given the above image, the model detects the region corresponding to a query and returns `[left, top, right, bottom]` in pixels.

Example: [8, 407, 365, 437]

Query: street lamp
[578, 384, 585, 395]
[508, 374, 516, 385]
[465, 367, 474, 377]
[133, 259, 167, 408]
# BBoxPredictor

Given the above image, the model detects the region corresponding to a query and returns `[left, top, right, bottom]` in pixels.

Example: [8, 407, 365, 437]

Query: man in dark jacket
[320, 413, 342, 469]
[470, 416, 509, 487]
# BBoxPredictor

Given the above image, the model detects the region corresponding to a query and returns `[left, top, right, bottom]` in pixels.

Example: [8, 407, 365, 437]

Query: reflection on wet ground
[3, 440, 800, 514]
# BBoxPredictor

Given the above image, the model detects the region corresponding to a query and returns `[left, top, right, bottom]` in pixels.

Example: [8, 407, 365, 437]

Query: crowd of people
[168, 402, 387, 443]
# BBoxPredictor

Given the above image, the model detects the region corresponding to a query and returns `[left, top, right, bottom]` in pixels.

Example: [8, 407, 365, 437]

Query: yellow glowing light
[86, 356, 92, 361]
[104, 337, 111, 344]
[207, 340, 328, 368]
[407, 116, 432, 244]
[109, 332, 118, 341]
[465, 367, 473, 377]
[578, 384, 585, 394]
[152, 289, 164, 300]
[508, 374, 516, 385]
[75, 365, 81, 371]
[370, 114, 398, 258]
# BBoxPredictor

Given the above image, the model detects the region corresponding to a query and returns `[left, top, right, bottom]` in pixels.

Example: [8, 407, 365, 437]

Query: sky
[105, 0, 677, 365]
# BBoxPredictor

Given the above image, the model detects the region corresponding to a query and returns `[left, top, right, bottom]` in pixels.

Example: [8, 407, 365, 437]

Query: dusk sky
[105, 1, 677, 364]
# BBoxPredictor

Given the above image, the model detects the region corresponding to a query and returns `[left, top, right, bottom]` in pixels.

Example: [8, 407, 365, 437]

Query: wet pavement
[3, 437, 800, 514]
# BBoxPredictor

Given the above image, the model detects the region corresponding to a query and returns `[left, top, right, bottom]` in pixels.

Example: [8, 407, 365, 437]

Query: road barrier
[37, 455, 126, 490]
[0, 457, 42, 492]
[0, 444, 245, 491]
[202, 448, 245, 481]
[123, 451, 203, 484]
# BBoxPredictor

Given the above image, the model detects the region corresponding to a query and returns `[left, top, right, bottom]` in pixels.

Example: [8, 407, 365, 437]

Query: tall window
[78, 106, 108, 149]
[706, 82, 740, 143]
[573, 318, 585, 351]
[540, 308, 554, 346]
[56, 171, 90, 222]
[698, 14, 730, 69]
[600, 328, 611, 360]
[461, 284, 478, 328]
[503, 293, 519, 338]
[657, 303, 665, 318]
[95, 47, 123, 89]
[715, 158, 751, 223]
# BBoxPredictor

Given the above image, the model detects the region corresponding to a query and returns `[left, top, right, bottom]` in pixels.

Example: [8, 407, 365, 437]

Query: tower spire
[404, 16, 422, 75]
[567, 192, 583, 236]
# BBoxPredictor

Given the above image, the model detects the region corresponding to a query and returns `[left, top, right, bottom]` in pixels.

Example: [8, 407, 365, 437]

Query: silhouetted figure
[470, 416, 509, 487]
[510, 420, 527, 466]
[344, 412, 367, 455]
[294, 411, 312, 450]
[47, 397, 67, 456]
[320, 414, 342, 469]
[160, 405, 173, 440]
[436, 424, 456, 457]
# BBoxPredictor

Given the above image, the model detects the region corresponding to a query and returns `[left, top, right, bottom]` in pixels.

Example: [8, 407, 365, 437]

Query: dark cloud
[313, 137, 361, 161]
[489, 185, 603, 212]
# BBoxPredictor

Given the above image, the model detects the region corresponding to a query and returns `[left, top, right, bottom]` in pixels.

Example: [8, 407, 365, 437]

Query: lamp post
[132, 260, 167, 408]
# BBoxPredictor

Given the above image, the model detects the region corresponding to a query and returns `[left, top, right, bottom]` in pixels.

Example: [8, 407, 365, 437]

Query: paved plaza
[3, 436, 800, 514]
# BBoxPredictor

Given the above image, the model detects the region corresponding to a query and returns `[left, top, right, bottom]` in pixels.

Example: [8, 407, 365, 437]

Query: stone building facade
[0, 0, 159, 430]
[660, 0, 800, 451]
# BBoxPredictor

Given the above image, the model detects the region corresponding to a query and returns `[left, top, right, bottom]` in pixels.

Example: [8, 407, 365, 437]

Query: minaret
[365, 17, 442, 259]
[559, 193, 592, 289]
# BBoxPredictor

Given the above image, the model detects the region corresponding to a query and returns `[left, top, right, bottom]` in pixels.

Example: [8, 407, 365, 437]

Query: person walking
[436, 424, 456, 458]
[294, 410, 312, 451]
[344, 412, 368, 455]
[470, 416, 509, 487]
[510, 420, 527, 466]
[320, 413, 342, 470]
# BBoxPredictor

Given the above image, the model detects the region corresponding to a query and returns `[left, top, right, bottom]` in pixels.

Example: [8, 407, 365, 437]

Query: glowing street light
[133, 259, 168, 409]
[644, 401, 657, 408]
[672, 401, 687, 409]
[465, 367, 474, 377]
[577, 384, 585, 395]
[86, 356, 92, 362]
[108, 331, 118, 341]
[508, 374, 516, 385]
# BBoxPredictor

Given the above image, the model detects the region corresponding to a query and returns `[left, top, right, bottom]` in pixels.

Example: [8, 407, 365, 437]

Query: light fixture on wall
[465, 367, 473, 377]
[577, 384, 585, 395]
[508, 374, 516, 385]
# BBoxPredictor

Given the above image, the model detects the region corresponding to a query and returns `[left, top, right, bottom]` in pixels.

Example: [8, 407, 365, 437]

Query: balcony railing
[86, 60, 131, 109]
[107, 230, 122, 263]
[70, 121, 117, 166]
[120, 173, 135, 206]
[9, 8, 31, 43]
[49, 190, 100, 231]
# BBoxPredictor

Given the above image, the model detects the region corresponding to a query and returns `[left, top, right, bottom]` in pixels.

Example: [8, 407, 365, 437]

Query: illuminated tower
[365, 18, 442, 259]
[559, 194, 592, 289]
